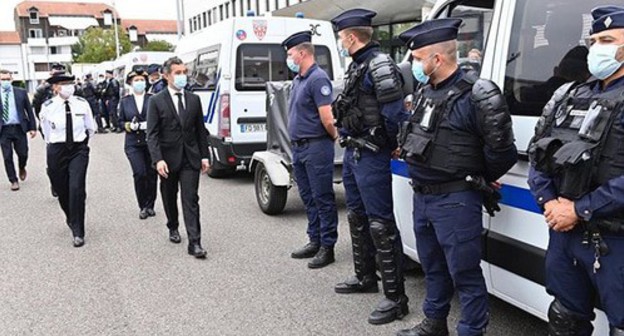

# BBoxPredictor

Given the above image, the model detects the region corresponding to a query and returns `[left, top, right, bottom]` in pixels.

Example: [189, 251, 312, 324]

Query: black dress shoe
[368, 295, 409, 325]
[73, 237, 85, 248]
[146, 208, 156, 217]
[396, 318, 449, 336]
[291, 242, 320, 259]
[335, 275, 379, 294]
[139, 209, 149, 220]
[169, 230, 181, 244]
[114, 128, 123, 133]
[308, 246, 335, 269]
[188, 243, 207, 258]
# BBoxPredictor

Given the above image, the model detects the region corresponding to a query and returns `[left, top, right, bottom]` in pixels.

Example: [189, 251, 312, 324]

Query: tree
[142, 40, 174, 52]
[72, 26, 132, 63]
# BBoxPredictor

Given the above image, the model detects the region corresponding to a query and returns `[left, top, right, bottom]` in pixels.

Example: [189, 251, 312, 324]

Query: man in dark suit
[0, 69, 36, 191]
[147, 57, 210, 258]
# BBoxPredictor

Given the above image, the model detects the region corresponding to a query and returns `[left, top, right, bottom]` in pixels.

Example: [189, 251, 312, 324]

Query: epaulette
[75, 96, 86, 102]
[43, 99, 54, 106]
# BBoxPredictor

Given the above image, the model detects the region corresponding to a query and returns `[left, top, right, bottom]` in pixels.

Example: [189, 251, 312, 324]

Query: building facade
[122, 19, 178, 50]
[0, 31, 26, 83]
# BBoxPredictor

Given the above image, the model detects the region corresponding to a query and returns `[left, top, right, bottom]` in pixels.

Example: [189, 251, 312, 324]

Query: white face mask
[59, 84, 75, 99]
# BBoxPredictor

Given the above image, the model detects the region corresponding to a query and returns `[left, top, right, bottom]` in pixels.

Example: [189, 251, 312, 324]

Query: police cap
[147, 64, 161, 75]
[330, 8, 376, 32]
[399, 18, 462, 50]
[46, 71, 75, 84]
[590, 5, 624, 34]
[282, 30, 312, 51]
[126, 69, 148, 84]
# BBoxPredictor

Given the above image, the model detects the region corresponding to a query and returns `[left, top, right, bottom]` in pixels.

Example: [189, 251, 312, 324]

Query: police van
[112, 51, 174, 91]
[175, 13, 343, 177]
[394, 0, 620, 333]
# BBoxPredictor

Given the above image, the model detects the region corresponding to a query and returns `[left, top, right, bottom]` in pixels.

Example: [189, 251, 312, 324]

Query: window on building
[28, 29, 43, 38]
[274, 0, 279, 11]
[56, 29, 67, 37]
[247, 0, 252, 14]
[128, 27, 138, 42]
[193, 16, 198, 31]
[240, 0, 244, 16]
[213, 7, 217, 23]
[103, 10, 113, 26]
[265, 0, 271, 12]
[256, 0, 260, 15]
[189, 18, 193, 33]
[233, 0, 237, 17]
[203, 12, 207, 28]
[34, 63, 49, 72]
[220, 5, 224, 21]
[225, 2, 230, 19]
[208, 10, 212, 26]
[29, 10, 39, 24]
[50, 46, 58, 54]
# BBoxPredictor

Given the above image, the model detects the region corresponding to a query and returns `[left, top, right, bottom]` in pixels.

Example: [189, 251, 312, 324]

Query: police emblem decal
[252, 20, 268, 40]
[321, 86, 331, 96]
[236, 30, 247, 41]
[605, 16, 613, 28]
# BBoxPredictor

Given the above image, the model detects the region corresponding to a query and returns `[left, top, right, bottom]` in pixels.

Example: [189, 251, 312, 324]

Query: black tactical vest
[531, 81, 624, 199]
[400, 73, 485, 178]
[341, 53, 383, 135]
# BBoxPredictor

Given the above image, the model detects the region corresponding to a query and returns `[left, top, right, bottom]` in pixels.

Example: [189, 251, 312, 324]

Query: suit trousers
[0, 125, 28, 183]
[125, 145, 157, 210]
[160, 155, 202, 243]
[47, 142, 90, 238]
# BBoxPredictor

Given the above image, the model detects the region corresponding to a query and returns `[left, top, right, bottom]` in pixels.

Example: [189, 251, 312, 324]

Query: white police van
[175, 13, 343, 178]
[394, 0, 620, 333]
[112, 51, 173, 92]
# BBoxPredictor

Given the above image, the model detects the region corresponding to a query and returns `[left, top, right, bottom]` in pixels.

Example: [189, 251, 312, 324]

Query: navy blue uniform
[148, 79, 166, 95]
[289, 63, 338, 247]
[528, 76, 624, 333]
[118, 93, 158, 212]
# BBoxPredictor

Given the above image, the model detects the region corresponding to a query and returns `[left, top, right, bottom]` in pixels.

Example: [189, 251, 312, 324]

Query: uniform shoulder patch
[320, 85, 331, 96]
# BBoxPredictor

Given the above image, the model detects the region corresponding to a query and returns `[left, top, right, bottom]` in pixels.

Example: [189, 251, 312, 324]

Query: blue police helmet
[590, 5, 624, 35]
[282, 30, 312, 51]
[398, 18, 463, 50]
[330, 8, 376, 32]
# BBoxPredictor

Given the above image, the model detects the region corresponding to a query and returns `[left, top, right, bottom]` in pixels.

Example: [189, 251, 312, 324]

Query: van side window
[504, 0, 618, 116]
[192, 46, 221, 91]
[441, 0, 495, 75]
[235, 44, 334, 91]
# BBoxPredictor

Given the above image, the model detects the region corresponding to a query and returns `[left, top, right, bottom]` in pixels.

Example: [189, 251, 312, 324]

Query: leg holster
[548, 300, 593, 336]
[348, 211, 376, 279]
[370, 218, 405, 300]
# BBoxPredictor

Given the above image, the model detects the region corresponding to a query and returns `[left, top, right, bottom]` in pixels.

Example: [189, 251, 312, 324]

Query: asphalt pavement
[0, 132, 547, 335]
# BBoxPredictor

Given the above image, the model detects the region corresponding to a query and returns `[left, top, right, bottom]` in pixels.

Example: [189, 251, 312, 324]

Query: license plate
[240, 123, 266, 133]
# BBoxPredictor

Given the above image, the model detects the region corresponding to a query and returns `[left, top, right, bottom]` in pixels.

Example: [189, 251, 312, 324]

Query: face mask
[287, 57, 300, 73]
[588, 43, 624, 80]
[1, 80, 11, 89]
[59, 84, 75, 99]
[133, 81, 146, 93]
[338, 37, 353, 57]
[173, 74, 187, 90]
[411, 55, 439, 85]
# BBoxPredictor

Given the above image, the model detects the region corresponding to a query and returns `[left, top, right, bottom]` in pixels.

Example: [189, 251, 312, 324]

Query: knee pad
[347, 211, 367, 231]
[548, 300, 593, 336]
[370, 219, 396, 243]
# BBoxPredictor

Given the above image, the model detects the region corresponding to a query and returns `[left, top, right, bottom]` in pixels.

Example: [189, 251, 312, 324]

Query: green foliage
[141, 40, 174, 52]
[72, 26, 132, 63]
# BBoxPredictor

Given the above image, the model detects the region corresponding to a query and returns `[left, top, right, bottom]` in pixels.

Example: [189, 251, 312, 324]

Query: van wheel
[255, 163, 287, 215]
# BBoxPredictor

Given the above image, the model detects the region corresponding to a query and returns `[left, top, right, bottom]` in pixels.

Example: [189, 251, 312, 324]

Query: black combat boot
[291, 242, 320, 259]
[368, 295, 409, 325]
[335, 274, 379, 293]
[308, 246, 335, 269]
[335, 211, 378, 292]
[396, 318, 449, 336]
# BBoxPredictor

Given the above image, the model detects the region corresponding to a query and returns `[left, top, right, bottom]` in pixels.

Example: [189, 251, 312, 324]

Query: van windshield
[504, 0, 621, 116]
[235, 44, 334, 91]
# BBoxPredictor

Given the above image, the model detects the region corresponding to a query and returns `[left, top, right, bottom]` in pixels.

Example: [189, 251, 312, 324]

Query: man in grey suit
[0, 69, 36, 191]
[147, 57, 210, 258]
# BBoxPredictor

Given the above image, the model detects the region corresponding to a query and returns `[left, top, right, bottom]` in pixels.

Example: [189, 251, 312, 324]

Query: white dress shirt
[133, 92, 145, 114]
[167, 86, 185, 114]
[40, 95, 96, 144]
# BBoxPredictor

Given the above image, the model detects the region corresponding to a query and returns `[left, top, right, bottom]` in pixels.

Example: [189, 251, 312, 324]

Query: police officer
[32, 63, 66, 118]
[147, 65, 166, 95]
[528, 6, 624, 336]
[396, 19, 517, 336]
[82, 73, 107, 133]
[96, 74, 109, 129]
[118, 70, 158, 220]
[282, 31, 339, 269]
[40, 71, 96, 247]
[330, 8, 410, 325]
[102, 70, 122, 133]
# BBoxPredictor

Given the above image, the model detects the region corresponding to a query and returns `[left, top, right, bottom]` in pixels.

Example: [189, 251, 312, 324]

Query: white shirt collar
[167, 85, 184, 98]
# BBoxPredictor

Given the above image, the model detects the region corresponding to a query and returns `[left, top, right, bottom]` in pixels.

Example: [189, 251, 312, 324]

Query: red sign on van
[253, 20, 267, 40]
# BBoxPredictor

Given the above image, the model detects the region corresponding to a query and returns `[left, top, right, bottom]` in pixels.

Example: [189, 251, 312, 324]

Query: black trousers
[160, 158, 202, 243]
[106, 99, 119, 128]
[125, 145, 157, 210]
[0, 125, 28, 183]
[47, 142, 89, 238]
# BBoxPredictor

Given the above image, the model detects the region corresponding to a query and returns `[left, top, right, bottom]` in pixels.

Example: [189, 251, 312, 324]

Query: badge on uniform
[321, 85, 331, 96]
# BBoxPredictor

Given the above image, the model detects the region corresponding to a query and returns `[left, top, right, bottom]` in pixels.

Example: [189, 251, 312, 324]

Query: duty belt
[291, 136, 329, 147]
[412, 180, 472, 195]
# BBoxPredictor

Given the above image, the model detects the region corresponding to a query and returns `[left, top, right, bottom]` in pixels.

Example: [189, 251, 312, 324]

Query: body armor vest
[400, 73, 485, 178]
[531, 81, 624, 199]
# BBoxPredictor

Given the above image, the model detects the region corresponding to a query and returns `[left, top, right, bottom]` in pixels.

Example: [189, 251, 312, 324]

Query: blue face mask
[287, 57, 300, 73]
[133, 80, 146, 93]
[412, 61, 430, 85]
[1, 80, 11, 90]
[588, 43, 624, 80]
[173, 74, 187, 90]
[338, 38, 352, 58]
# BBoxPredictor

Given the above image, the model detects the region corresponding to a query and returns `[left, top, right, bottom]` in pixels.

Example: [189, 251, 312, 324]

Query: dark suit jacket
[147, 89, 209, 172]
[0, 86, 36, 134]
[119, 93, 152, 148]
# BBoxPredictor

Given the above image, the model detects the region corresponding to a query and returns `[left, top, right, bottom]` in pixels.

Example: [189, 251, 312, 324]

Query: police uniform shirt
[287, 63, 333, 141]
[40, 95, 96, 144]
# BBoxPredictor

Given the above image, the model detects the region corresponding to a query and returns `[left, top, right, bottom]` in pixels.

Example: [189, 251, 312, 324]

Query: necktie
[65, 101, 74, 145]
[2, 89, 9, 122]
[176, 92, 186, 120]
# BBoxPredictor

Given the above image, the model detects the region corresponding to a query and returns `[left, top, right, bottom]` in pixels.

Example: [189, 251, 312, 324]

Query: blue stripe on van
[208, 85, 221, 124]
[390, 159, 542, 215]
[206, 69, 221, 123]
